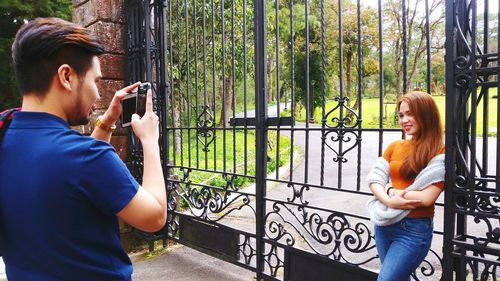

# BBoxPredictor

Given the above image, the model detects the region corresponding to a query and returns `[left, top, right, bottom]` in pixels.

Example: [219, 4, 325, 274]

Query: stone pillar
[72, 0, 127, 159]
[73, 0, 142, 251]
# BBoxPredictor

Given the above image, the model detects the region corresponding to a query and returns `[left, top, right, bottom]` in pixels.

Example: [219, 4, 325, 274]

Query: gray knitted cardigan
[366, 154, 445, 226]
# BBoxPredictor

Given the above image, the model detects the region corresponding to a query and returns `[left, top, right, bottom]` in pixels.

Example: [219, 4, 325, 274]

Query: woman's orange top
[383, 140, 444, 218]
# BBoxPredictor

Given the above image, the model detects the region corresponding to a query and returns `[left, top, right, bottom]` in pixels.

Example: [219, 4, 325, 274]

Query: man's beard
[67, 87, 92, 126]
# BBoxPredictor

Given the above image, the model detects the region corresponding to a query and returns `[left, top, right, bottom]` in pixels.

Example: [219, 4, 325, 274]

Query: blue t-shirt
[0, 112, 139, 281]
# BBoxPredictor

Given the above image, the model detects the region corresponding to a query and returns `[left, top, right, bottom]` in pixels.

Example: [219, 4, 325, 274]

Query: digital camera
[121, 82, 151, 127]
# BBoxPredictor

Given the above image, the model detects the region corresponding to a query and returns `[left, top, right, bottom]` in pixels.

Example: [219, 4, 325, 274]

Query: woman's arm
[369, 183, 422, 209]
[395, 184, 443, 207]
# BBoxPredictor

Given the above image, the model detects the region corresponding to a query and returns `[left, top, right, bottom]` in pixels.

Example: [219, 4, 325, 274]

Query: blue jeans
[374, 217, 433, 281]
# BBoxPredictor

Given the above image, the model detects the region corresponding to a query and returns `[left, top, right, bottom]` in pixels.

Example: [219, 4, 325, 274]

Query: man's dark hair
[12, 17, 104, 95]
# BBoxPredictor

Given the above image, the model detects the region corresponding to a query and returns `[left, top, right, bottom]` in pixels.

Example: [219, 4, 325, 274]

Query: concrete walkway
[0, 246, 254, 281]
[132, 244, 254, 281]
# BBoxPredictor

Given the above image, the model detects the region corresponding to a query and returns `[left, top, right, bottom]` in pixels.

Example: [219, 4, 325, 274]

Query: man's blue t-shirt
[0, 112, 139, 280]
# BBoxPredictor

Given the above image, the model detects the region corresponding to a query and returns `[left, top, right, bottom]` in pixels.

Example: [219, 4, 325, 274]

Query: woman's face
[398, 101, 420, 136]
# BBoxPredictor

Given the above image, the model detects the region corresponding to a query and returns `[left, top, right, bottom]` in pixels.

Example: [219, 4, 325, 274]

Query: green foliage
[294, 50, 324, 112]
[0, 0, 72, 110]
[170, 129, 296, 211]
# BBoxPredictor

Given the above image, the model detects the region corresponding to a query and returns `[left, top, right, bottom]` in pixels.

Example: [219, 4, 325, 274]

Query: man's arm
[117, 89, 166, 232]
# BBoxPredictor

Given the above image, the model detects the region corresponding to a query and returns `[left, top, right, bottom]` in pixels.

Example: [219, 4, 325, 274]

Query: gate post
[124, 0, 170, 249]
[443, 0, 457, 279]
[253, 0, 268, 278]
[444, 0, 471, 279]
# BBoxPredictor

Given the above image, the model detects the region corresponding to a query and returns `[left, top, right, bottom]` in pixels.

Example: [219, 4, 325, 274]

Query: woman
[366, 91, 445, 281]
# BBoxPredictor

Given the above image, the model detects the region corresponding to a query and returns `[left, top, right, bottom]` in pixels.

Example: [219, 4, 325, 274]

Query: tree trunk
[267, 56, 274, 103]
[219, 75, 233, 126]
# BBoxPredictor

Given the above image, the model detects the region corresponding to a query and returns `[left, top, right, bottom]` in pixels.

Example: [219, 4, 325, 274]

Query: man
[0, 17, 166, 280]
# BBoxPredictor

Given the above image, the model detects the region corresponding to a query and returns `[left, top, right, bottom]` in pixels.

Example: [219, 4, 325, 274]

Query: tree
[383, 0, 445, 99]
[0, 0, 72, 110]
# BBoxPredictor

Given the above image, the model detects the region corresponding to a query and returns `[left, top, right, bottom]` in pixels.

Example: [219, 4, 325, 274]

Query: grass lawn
[168, 130, 293, 188]
[292, 88, 498, 136]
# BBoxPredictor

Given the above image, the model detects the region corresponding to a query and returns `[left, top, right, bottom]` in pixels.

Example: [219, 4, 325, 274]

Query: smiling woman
[367, 91, 445, 281]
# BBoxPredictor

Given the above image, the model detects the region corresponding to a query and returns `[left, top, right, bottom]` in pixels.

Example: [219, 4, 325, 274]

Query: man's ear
[57, 64, 74, 92]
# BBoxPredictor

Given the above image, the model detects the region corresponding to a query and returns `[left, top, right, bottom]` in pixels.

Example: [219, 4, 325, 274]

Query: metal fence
[125, 0, 499, 280]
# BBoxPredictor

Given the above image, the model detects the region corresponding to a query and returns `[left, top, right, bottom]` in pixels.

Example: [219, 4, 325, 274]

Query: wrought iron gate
[443, 0, 500, 280]
[125, 0, 499, 280]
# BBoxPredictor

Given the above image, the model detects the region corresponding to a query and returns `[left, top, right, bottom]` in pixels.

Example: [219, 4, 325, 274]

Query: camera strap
[0, 107, 19, 256]
[0, 108, 20, 143]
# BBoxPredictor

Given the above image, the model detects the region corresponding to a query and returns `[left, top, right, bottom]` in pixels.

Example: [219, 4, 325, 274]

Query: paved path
[132, 245, 254, 281]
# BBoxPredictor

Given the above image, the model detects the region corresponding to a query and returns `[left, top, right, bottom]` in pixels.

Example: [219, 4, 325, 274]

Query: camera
[121, 82, 151, 127]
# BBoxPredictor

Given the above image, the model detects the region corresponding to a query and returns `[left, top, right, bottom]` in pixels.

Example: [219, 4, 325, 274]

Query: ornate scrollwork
[454, 175, 468, 189]
[222, 173, 237, 191]
[264, 202, 376, 266]
[266, 220, 295, 247]
[286, 183, 309, 205]
[181, 167, 192, 183]
[465, 257, 500, 281]
[238, 235, 256, 266]
[488, 226, 500, 244]
[324, 96, 361, 129]
[263, 244, 284, 278]
[324, 130, 361, 163]
[475, 194, 500, 214]
[197, 105, 216, 152]
[455, 73, 472, 88]
[175, 178, 253, 222]
[166, 177, 179, 238]
[455, 55, 471, 70]
[471, 216, 500, 248]
[411, 249, 442, 281]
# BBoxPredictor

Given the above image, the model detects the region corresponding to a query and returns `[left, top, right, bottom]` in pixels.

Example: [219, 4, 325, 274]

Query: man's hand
[387, 191, 422, 209]
[100, 82, 141, 126]
[131, 89, 159, 144]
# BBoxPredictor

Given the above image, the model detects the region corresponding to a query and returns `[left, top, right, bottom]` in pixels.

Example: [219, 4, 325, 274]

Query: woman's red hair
[397, 91, 444, 179]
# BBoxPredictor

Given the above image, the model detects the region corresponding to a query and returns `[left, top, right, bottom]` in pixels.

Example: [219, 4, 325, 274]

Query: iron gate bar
[243, 0, 248, 175]
[254, 0, 267, 279]
[274, 0, 281, 181]
[377, 0, 384, 156]
[355, 0, 363, 192]
[320, 0, 326, 187]
[425, 0, 431, 94]
[337, 0, 343, 189]
[184, 0, 191, 169]
[211, 0, 216, 171]
[402, 0, 408, 94]
[289, 0, 295, 183]
[193, 0, 199, 169]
